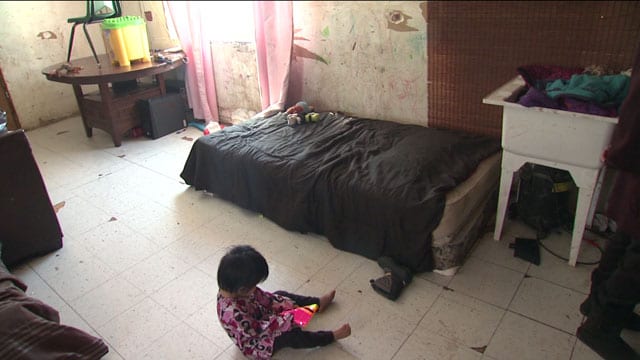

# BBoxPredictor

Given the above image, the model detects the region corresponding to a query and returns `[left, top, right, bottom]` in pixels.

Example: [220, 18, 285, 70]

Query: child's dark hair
[217, 245, 269, 293]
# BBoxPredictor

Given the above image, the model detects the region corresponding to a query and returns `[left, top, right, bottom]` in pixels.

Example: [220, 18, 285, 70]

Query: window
[202, 1, 255, 43]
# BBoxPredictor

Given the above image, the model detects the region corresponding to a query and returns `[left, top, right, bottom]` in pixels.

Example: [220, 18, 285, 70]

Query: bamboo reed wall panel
[427, 1, 640, 137]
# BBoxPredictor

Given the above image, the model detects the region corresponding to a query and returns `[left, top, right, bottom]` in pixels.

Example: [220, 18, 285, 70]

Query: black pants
[272, 291, 334, 352]
[591, 232, 640, 324]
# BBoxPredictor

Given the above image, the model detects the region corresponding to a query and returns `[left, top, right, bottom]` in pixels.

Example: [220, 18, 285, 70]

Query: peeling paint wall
[210, 41, 260, 124]
[290, 1, 427, 126]
[0, 1, 145, 130]
[0, 1, 426, 130]
[0, 1, 94, 130]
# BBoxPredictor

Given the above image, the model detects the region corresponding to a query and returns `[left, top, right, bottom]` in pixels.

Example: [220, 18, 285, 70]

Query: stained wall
[0, 1, 427, 130]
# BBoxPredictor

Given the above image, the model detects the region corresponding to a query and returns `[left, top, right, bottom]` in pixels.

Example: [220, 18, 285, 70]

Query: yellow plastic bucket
[101, 16, 151, 66]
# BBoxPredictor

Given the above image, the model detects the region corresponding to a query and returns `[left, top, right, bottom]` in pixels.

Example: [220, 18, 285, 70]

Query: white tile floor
[11, 116, 639, 359]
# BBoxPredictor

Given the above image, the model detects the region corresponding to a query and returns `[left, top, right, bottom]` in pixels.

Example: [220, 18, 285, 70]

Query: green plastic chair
[66, 0, 122, 64]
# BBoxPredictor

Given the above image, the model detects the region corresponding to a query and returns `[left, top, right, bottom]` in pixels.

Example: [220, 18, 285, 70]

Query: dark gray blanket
[0, 267, 109, 359]
[181, 112, 500, 272]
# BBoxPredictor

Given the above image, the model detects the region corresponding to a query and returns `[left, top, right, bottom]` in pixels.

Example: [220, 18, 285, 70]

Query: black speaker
[137, 93, 187, 139]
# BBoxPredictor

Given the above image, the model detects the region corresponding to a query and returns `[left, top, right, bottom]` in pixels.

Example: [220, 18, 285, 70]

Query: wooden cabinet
[74, 81, 163, 146]
[43, 53, 186, 147]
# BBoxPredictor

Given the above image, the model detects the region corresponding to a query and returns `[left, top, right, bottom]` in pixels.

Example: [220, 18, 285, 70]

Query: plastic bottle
[203, 121, 220, 135]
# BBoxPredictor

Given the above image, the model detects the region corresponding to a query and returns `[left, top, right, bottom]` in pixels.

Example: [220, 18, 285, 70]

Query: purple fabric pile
[515, 65, 622, 117]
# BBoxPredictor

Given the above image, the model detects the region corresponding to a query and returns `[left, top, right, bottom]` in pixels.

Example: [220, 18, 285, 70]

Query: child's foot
[333, 323, 351, 340]
[318, 290, 336, 312]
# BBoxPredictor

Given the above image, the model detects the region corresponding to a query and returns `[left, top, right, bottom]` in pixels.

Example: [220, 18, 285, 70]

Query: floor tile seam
[147, 290, 209, 334]
[445, 257, 526, 310]
[65, 271, 116, 304]
[29, 249, 117, 304]
[49, 174, 109, 195]
[141, 263, 200, 298]
[99, 299, 182, 360]
[72, 162, 151, 190]
[26, 139, 76, 157]
[389, 290, 448, 359]
[104, 344, 125, 360]
[87, 291, 150, 332]
[415, 273, 454, 288]
[178, 315, 230, 355]
[22, 264, 123, 357]
[102, 247, 171, 280]
[428, 287, 511, 351]
[44, 146, 130, 174]
[411, 323, 497, 358]
[468, 253, 530, 275]
[148, 265, 213, 305]
[481, 306, 514, 357]
[151, 221, 212, 254]
[130, 214, 191, 243]
[504, 308, 580, 337]
[113, 149, 166, 166]
[502, 268, 527, 312]
[211, 344, 236, 360]
[144, 193, 214, 226]
[330, 342, 359, 360]
[56, 194, 113, 222]
[128, 159, 186, 183]
[269, 260, 327, 292]
[506, 301, 583, 335]
[135, 318, 223, 359]
[441, 284, 516, 312]
[330, 260, 377, 298]
[522, 272, 590, 296]
[76, 222, 166, 275]
[568, 335, 581, 360]
[23, 263, 116, 342]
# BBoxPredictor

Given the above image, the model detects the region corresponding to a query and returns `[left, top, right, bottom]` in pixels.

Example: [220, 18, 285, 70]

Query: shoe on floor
[370, 273, 405, 301]
[377, 256, 413, 285]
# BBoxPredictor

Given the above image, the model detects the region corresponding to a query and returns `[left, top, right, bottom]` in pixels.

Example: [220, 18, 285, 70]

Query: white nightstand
[484, 76, 618, 266]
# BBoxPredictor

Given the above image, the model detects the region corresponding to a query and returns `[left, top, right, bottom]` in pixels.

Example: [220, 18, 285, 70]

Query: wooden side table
[42, 54, 186, 147]
[484, 76, 618, 266]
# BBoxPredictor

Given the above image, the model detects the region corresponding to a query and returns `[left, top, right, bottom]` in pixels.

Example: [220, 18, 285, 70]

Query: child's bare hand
[333, 323, 351, 340]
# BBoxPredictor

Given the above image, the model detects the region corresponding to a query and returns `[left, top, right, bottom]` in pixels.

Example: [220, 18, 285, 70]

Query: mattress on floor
[432, 151, 501, 274]
[181, 112, 502, 272]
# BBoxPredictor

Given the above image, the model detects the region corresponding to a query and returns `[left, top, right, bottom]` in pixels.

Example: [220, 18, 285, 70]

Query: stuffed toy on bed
[286, 101, 318, 126]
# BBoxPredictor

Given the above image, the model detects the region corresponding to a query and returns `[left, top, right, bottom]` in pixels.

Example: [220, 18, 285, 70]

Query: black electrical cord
[536, 231, 603, 266]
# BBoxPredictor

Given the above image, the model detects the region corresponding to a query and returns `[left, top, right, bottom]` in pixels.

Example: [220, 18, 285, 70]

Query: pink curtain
[253, 1, 294, 116]
[164, 1, 219, 125]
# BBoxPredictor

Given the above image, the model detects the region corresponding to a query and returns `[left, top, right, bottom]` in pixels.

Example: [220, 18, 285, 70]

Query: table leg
[72, 84, 92, 137]
[156, 73, 166, 96]
[111, 133, 122, 147]
[98, 83, 120, 147]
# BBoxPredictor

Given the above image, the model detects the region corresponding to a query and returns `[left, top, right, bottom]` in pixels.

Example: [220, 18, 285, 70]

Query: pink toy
[282, 304, 318, 328]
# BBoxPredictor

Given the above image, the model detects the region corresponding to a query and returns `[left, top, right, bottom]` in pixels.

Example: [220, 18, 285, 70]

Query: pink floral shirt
[217, 287, 296, 359]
